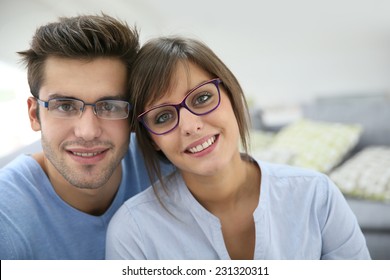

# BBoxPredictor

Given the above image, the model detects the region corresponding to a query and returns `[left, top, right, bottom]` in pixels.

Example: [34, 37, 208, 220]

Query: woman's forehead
[146, 61, 191, 104]
[146, 61, 206, 107]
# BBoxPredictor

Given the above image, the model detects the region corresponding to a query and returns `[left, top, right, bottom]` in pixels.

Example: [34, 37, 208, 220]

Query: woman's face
[144, 62, 242, 178]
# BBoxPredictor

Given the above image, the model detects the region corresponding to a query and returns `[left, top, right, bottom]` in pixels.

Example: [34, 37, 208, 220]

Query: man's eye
[53, 101, 78, 112]
[100, 102, 117, 112]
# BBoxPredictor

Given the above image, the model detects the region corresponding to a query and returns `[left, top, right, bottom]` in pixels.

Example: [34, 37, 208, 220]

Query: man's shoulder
[0, 154, 39, 177]
[0, 155, 46, 202]
[0, 140, 42, 168]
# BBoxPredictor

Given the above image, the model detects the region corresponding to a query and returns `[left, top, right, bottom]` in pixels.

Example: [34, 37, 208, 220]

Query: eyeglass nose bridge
[169, 101, 192, 131]
[173, 99, 192, 114]
[174, 96, 205, 118]
[78, 102, 99, 117]
[173, 96, 210, 117]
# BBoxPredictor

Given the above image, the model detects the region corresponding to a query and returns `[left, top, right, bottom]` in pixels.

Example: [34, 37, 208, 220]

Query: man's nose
[74, 106, 102, 141]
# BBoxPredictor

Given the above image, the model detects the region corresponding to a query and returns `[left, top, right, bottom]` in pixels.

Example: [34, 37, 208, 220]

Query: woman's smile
[186, 135, 218, 154]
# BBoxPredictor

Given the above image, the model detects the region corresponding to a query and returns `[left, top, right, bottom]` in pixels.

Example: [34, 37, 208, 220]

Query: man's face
[28, 57, 130, 190]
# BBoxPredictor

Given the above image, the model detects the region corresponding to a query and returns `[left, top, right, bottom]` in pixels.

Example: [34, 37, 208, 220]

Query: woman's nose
[178, 108, 203, 135]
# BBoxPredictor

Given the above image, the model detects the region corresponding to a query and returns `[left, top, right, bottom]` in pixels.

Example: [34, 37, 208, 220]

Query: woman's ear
[27, 97, 41, 131]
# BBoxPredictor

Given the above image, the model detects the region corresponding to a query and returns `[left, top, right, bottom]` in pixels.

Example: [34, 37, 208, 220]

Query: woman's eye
[155, 112, 174, 124]
[193, 92, 212, 105]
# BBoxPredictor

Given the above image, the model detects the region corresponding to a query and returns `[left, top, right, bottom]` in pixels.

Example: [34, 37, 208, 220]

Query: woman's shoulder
[122, 185, 159, 210]
[256, 158, 327, 180]
[255, 158, 334, 200]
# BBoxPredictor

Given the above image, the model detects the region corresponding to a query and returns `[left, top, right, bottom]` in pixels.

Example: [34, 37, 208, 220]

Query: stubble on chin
[40, 136, 126, 190]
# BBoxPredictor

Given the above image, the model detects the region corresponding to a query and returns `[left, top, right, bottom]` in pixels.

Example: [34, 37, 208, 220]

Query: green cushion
[268, 119, 362, 173]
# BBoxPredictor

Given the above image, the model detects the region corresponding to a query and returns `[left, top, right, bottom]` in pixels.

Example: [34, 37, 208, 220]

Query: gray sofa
[303, 94, 390, 260]
[251, 93, 390, 259]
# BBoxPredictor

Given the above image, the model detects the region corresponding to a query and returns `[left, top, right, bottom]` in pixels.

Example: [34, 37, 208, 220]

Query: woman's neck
[181, 154, 261, 215]
[182, 154, 261, 260]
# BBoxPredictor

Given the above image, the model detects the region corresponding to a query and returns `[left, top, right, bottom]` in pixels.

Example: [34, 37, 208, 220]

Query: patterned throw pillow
[249, 129, 275, 151]
[249, 130, 295, 164]
[330, 146, 390, 202]
[268, 119, 362, 173]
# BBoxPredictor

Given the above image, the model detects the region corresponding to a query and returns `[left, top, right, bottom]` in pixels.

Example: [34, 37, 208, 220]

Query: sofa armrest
[346, 197, 390, 260]
[346, 198, 390, 230]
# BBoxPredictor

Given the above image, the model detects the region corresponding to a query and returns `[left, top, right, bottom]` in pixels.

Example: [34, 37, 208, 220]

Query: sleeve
[105, 204, 147, 260]
[0, 174, 26, 260]
[0, 220, 15, 259]
[319, 176, 371, 259]
[0, 207, 28, 260]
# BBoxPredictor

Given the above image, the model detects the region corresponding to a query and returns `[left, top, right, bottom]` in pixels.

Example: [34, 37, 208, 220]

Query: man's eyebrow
[45, 93, 127, 101]
[96, 94, 128, 101]
[46, 93, 69, 99]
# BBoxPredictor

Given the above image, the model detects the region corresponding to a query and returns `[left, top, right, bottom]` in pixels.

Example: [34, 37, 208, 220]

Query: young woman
[106, 37, 370, 260]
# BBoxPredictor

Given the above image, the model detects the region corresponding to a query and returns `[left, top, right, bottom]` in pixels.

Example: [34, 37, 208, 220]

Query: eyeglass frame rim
[137, 78, 222, 135]
[34, 96, 131, 120]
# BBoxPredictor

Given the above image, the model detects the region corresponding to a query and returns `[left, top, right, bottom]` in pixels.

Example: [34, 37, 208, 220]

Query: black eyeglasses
[138, 78, 222, 135]
[36, 97, 131, 120]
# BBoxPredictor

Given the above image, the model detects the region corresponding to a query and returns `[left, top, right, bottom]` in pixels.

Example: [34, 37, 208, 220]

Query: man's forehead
[40, 57, 128, 101]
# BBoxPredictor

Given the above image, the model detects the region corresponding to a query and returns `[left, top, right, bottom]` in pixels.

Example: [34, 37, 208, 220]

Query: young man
[0, 14, 155, 259]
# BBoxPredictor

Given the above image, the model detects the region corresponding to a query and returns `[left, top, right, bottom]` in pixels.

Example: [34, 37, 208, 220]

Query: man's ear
[27, 97, 41, 131]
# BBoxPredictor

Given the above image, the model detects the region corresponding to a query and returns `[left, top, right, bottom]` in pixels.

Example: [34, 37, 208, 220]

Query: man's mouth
[187, 135, 217, 154]
[71, 151, 103, 157]
[66, 148, 109, 164]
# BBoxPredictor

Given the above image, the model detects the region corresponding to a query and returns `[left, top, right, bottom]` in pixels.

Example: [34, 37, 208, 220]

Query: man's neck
[33, 152, 122, 216]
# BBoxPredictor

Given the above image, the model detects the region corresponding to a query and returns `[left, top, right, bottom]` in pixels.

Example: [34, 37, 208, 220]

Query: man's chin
[62, 170, 111, 190]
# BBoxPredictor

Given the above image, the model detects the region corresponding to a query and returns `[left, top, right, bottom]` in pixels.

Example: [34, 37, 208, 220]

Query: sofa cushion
[268, 119, 362, 173]
[249, 129, 296, 165]
[330, 146, 390, 202]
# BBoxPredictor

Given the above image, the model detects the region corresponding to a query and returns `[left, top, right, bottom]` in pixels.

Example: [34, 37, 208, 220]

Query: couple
[0, 14, 370, 260]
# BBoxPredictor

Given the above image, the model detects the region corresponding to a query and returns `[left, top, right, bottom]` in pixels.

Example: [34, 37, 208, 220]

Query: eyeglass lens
[141, 79, 220, 135]
[46, 99, 129, 120]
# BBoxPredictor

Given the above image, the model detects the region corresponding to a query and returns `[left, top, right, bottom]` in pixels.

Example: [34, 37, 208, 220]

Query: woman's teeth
[188, 136, 216, 154]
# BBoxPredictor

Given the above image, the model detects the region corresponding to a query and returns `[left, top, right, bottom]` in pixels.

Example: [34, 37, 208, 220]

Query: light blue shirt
[0, 134, 153, 260]
[106, 159, 370, 259]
